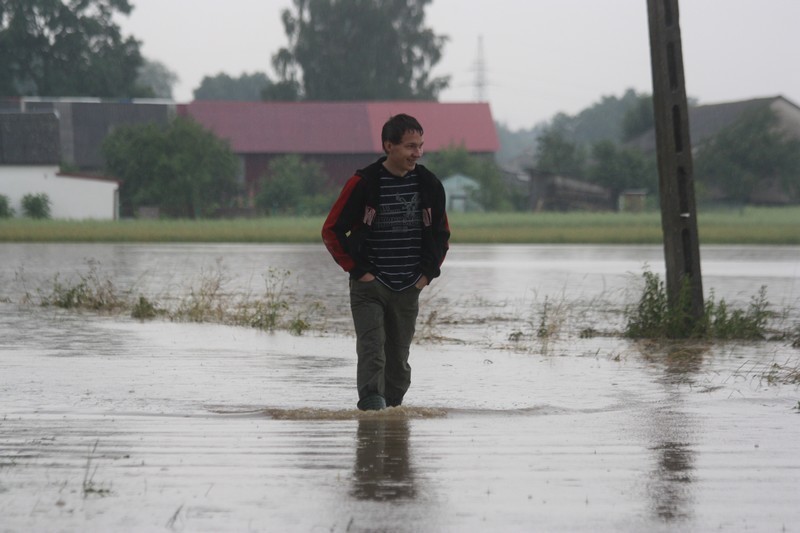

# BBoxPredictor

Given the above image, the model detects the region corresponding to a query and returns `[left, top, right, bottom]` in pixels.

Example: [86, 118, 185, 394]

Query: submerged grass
[17, 259, 322, 336]
[7, 257, 798, 367]
[1, 206, 799, 244]
[728, 358, 800, 387]
[37, 259, 128, 312]
[82, 441, 111, 498]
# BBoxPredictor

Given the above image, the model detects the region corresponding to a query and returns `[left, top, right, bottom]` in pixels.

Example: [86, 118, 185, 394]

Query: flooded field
[1, 243, 799, 532]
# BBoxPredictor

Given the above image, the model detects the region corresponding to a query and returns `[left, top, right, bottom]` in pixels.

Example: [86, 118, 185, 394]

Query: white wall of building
[0, 166, 118, 219]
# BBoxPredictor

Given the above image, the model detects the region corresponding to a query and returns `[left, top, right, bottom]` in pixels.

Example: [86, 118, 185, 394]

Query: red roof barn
[179, 101, 499, 203]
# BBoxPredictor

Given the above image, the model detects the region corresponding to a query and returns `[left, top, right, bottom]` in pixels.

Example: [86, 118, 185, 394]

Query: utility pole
[647, 0, 704, 332]
[473, 35, 488, 102]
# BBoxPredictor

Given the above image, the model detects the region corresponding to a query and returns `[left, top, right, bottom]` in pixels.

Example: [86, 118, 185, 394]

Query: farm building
[528, 172, 613, 212]
[0, 111, 120, 219]
[180, 100, 499, 203]
[2, 97, 175, 171]
[627, 95, 800, 153]
[627, 95, 800, 204]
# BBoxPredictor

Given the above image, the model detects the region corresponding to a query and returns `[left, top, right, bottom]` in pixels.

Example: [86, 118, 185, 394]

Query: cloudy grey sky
[118, 0, 800, 130]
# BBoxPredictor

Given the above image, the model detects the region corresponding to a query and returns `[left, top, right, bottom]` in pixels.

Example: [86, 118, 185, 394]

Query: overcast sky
[118, 0, 800, 130]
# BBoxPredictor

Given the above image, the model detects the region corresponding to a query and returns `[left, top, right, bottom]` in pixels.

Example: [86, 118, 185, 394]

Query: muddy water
[1, 244, 799, 532]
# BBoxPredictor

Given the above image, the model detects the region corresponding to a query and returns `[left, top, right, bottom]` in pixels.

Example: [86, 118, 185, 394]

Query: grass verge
[1, 206, 799, 244]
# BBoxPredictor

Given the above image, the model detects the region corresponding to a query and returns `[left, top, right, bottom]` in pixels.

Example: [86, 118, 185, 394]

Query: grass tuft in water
[22, 259, 322, 335]
[730, 358, 800, 387]
[790, 324, 800, 349]
[232, 268, 291, 331]
[82, 441, 111, 498]
[625, 269, 772, 340]
[705, 286, 770, 340]
[173, 261, 229, 323]
[39, 260, 126, 312]
[762, 361, 800, 385]
[131, 295, 162, 320]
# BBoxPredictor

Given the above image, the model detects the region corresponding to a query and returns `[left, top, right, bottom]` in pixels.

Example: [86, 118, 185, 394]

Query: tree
[494, 121, 546, 166]
[424, 145, 511, 211]
[621, 93, 654, 142]
[255, 154, 332, 215]
[273, 0, 449, 100]
[136, 58, 179, 99]
[0, 0, 144, 97]
[694, 107, 800, 205]
[103, 117, 240, 218]
[534, 128, 587, 179]
[261, 79, 302, 102]
[194, 72, 272, 101]
[534, 89, 644, 147]
[588, 141, 657, 201]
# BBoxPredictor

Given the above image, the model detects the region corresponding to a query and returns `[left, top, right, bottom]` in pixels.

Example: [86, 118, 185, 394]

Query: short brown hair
[381, 114, 423, 148]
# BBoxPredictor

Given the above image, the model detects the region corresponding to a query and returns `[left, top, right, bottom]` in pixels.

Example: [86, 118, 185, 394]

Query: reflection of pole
[647, 0, 704, 331]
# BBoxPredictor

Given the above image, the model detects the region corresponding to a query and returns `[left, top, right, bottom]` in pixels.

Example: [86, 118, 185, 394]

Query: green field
[1, 206, 798, 244]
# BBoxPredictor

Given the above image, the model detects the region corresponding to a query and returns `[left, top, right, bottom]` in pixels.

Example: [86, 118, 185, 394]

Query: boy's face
[383, 130, 424, 176]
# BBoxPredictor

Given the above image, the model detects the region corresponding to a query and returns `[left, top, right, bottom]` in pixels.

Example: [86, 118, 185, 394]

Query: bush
[0, 194, 14, 218]
[625, 269, 771, 340]
[21, 193, 51, 219]
[255, 155, 330, 215]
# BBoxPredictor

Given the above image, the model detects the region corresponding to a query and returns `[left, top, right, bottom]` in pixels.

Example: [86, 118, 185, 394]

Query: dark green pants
[349, 279, 421, 407]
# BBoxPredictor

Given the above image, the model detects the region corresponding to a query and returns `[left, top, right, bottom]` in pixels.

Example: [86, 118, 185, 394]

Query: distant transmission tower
[473, 35, 488, 102]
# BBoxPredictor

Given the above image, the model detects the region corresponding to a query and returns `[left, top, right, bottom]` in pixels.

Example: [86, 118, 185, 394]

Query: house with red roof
[179, 101, 499, 203]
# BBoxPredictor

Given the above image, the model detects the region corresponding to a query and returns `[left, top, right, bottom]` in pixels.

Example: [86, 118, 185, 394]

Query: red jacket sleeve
[321, 174, 364, 273]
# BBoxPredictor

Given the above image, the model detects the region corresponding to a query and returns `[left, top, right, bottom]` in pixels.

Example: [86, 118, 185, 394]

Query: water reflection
[351, 417, 416, 501]
[650, 439, 695, 521]
[661, 342, 709, 385]
[642, 343, 709, 523]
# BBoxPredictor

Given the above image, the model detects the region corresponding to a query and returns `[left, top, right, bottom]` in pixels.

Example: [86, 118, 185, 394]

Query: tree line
[3, 1, 797, 217]
[0, 0, 446, 102]
[526, 89, 800, 208]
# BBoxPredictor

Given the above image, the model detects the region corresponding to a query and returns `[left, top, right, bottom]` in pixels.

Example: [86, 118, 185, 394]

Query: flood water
[1, 243, 799, 532]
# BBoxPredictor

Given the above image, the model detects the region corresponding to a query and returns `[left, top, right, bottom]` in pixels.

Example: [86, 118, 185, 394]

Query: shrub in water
[625, 269, 770, 340]
[704, 286, 770, 340]
[625, 270, 674, 338]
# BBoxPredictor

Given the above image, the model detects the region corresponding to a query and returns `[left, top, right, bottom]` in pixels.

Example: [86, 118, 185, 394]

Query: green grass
[0, 217, 325, 243]
[1, 206, 799, 244]
[449, 207, 800, 244]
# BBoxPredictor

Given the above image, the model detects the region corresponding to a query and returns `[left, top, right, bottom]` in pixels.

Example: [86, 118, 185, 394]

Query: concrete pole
[646, 0, 704, 330]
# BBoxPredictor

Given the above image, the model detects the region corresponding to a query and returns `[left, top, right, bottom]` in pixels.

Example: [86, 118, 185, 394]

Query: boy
[322, 114, 450, 410]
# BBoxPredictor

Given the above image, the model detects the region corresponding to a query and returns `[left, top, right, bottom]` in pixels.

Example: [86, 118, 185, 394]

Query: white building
[0, 166, 119, 219]
[0, 111, 120, 219]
